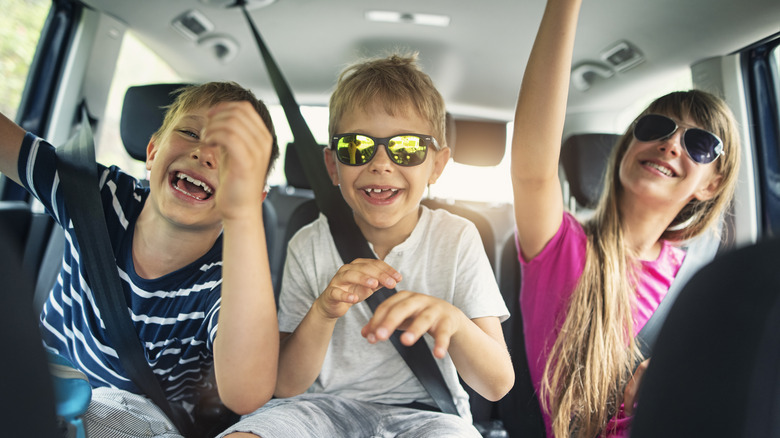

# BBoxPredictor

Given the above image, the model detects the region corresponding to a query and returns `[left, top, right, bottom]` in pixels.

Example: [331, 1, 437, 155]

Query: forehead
[170, 105, 210, 124]
[338, 99, 432, 134]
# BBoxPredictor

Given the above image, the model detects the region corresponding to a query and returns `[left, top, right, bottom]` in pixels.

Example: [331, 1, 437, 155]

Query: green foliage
[0, 0, 51, 120]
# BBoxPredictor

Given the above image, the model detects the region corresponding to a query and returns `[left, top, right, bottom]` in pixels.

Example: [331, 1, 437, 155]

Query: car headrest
[560, 133, 620, 210]
[448, 117, 506, 167]
[120, 83, 192, 162]
[284, 142, 314, 190]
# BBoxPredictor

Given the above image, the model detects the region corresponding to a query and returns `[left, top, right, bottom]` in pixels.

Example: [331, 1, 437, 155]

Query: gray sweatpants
[218, 393, 481, 438]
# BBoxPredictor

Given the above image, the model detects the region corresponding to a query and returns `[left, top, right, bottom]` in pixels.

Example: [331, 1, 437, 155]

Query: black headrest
[285, 142, 330, 190]
[560, 133, 620, 209]
[120, 83, 191, 162]
[632, 236, 780, 438]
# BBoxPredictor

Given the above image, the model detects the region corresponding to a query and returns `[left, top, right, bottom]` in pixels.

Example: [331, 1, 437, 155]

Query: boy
[0, 82, 280, 436]
[220, 55, 514, 438]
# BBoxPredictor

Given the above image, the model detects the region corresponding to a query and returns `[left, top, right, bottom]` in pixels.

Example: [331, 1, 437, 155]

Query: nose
[191, 144, 218, 169]
[368, 143, 394, 172]
[658, 130, 684, 158]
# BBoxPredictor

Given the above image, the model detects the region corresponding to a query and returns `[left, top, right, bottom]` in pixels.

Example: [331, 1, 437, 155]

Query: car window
[0, 0, 49, 121]
[95, 32, 183, 178]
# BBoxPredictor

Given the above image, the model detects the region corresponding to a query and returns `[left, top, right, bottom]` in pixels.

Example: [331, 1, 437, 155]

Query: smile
[172, 172, 214, 200]
[643, 161, 676, 177]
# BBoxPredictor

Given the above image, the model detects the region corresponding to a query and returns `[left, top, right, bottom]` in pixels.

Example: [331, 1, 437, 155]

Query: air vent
[171, 9, 214, 41]
[600, 41, 644, 72]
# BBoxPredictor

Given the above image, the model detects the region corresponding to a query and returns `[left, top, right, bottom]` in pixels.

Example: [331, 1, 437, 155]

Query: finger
[624, 358, 650, 416]
[337, 259, 401, 291]
[332, 264, 381, 291]
[364, 291, 416, 340]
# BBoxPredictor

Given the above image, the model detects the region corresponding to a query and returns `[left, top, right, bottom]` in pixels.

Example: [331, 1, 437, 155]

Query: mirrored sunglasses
[633, 114, 724, 164]
[330, 133, 438, 167]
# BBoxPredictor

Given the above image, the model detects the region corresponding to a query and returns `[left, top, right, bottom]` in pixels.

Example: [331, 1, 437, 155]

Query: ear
[694, 173, 723, 201]
[427, 146, 451, 185]
[323, 147, 340, 186]
[145, 138, 158, 171]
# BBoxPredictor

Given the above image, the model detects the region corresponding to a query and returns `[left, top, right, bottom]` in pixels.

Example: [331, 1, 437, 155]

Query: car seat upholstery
[631, 236, 780, 438]
[266, 142, 317, 296]
[0, 225, 60, 438]
[560, 133, 619, 214]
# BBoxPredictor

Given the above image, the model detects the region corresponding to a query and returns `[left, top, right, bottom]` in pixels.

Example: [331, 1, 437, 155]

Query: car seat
[631, 236, 780, 438]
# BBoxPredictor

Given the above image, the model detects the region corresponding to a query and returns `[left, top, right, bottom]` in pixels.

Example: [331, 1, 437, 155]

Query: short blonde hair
[328, 53, 446, 148]
[153, 81, 280, 174]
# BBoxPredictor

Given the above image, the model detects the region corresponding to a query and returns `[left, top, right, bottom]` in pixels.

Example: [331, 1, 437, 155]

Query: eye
[178, 129, 200, 140]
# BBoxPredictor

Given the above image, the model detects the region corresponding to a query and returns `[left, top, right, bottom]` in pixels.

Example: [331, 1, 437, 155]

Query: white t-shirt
[278, 206, 509, 420]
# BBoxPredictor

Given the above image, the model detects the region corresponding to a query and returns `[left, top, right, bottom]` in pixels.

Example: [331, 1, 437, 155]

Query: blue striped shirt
[18, 132, 222, 407]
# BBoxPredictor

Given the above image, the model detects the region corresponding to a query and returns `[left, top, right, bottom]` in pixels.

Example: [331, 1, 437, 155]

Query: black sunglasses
[633, 114, 724, 164]
[330, 133, 438, 167]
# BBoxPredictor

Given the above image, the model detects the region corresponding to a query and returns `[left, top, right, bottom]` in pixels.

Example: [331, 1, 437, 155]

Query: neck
[355, 208, 420, 260]
[618, 195, 682, 261]
[132, 204, 222, 279]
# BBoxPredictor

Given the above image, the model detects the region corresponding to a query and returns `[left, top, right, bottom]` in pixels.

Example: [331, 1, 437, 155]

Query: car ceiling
[83, 0, 780, 121]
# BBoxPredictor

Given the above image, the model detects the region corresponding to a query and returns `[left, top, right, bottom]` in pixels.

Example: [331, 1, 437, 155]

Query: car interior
[1, 0, 779, 437]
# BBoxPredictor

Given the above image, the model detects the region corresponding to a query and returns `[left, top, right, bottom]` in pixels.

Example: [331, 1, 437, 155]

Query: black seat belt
[56, 104, 195, 436]
[635, 232, 720, 359]
[236, 3, 459, 416]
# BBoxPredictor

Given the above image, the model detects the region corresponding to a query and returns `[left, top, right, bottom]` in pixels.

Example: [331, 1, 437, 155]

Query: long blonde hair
[541, 90, 741, 438]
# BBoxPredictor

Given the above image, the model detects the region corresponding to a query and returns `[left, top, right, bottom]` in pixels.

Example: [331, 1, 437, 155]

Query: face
[324, 100, 450, 237]
[144, 105, 222, 232]
[618, 113, 723, 212]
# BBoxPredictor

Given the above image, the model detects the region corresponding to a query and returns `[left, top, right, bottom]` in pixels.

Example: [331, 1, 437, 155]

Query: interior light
[365, 10, 450, 27]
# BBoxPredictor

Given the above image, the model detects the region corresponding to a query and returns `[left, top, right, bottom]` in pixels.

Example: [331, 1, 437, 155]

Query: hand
[361, 291, 468, 359]
[201, 101, 274, 221]
[314, 258, 402, 320]
[623, 358, 650, 416]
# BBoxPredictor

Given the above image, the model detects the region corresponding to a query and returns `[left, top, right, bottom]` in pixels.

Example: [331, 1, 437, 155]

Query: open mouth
[171, 172, 214, 200]
[362, 187, 400, 201]
[643, 161, 676, 177]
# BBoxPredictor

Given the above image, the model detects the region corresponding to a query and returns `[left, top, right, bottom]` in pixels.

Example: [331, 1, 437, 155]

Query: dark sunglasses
[633, 114, 724, 164]
[330, 133, 439, 167]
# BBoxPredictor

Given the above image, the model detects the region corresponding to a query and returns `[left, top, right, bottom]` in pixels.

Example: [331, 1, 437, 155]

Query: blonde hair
[328, 53, 446, 148]
[542, 90, 741, 438]
[152, 81, 280, 175]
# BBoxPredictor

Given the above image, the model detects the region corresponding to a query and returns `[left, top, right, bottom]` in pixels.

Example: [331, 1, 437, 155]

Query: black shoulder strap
[237, 4, 458, 416]
[635, 230, 721, 360]
[56, 105, 194, 436]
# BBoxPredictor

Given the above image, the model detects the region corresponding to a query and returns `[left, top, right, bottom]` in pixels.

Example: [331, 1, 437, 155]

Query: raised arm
[0, 112, 27, 184]
[511, 0, 582, 260]
[207, 101, 279, 415]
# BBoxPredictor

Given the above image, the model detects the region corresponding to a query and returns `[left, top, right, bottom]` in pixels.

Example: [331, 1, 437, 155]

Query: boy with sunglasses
[0, 82, 280, 436]
[219, 54, 513, 438]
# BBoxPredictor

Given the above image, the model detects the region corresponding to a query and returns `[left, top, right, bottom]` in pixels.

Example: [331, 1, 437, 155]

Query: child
[0, 82, 280, 436]
[511, 0, 741, 437]
[219, 54, 514, 438]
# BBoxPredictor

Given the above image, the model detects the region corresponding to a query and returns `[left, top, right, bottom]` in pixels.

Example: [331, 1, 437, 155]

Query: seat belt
[635, 230, 720, 359]
[236, 3, 459, 416]
[56, 104, 195, 436]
